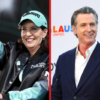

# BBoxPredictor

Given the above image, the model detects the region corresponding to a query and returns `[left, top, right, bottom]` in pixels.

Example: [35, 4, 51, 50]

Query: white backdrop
[51, 0, 100, 83]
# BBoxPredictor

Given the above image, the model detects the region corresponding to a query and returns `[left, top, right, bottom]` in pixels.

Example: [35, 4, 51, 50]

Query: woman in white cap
[0, 10, 49, 100]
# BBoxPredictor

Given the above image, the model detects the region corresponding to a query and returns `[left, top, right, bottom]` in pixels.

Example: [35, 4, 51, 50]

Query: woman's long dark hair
[17, 24, 49, 53]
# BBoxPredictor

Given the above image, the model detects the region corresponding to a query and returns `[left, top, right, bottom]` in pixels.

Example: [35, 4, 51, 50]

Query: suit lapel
[75, 42, 100, 94]
[66, 48, 76, 92]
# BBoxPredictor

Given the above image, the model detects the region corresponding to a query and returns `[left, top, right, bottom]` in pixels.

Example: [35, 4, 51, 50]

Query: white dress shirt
[75, 41, 97, 87]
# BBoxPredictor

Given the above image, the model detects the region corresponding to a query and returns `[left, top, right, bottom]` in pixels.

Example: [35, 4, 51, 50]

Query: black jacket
[0, 42, 49, 94]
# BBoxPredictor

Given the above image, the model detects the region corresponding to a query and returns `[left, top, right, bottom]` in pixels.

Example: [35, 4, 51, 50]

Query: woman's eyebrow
[21, 26, 26, 28]
[31, 26, 38, 28]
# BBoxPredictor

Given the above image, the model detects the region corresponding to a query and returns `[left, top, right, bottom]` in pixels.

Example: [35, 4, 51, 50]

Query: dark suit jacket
[52, 42, 100, 100]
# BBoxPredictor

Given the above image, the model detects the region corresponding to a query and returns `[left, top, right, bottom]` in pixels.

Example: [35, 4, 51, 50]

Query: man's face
[72, 13, 97, 46]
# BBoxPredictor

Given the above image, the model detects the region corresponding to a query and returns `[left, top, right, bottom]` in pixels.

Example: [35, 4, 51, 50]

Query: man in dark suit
[51, 6, 100, 100]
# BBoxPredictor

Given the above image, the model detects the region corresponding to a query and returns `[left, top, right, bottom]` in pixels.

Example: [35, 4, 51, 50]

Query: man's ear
[72, 26, 77, 35]
[97, 26, 98, 32]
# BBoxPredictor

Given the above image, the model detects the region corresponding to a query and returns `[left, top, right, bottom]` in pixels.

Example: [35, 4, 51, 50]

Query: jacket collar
[22, 47, 43, 63]
[66, 42, 100, 94]
[28, 47, 43, 62]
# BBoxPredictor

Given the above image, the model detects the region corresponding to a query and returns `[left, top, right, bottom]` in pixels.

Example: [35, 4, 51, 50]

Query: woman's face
[21, 20, 47, 51]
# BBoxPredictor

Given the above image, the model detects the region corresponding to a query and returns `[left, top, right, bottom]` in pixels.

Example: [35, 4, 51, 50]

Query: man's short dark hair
[71, 6, 98, 27]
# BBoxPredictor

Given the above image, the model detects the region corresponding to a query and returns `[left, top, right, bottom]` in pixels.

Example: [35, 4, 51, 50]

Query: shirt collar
[76, 41, 97, 56]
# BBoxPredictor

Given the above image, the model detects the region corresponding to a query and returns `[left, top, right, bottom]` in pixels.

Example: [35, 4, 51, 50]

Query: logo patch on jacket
[17, 61, 21, 65]
[31, 62, 46, 69]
